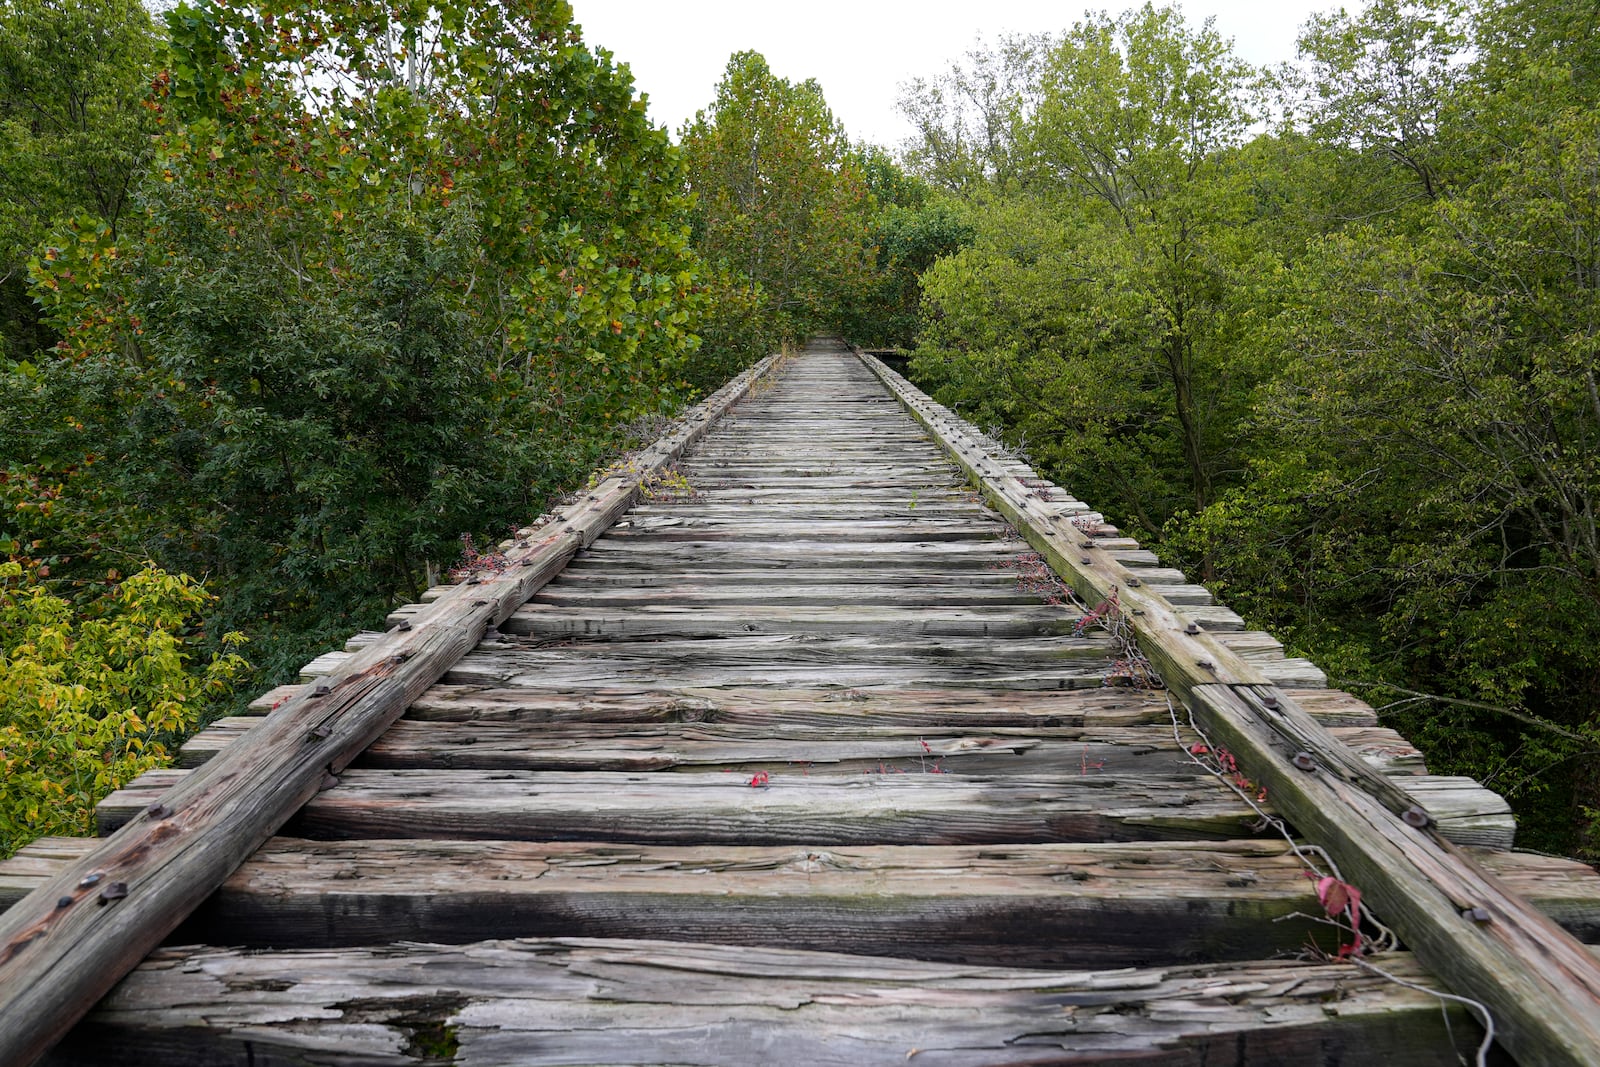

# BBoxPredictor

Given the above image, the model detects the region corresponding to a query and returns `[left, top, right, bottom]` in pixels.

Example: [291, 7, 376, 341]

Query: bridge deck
[3, 341, 1600, 1065]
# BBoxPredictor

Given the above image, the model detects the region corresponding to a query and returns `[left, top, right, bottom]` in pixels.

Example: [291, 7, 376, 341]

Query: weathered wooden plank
[10, 837, 1595, 940]
[42, 939, 1501, 1066]
[527, 580, 1046, 606]
[503, 605, 1082, 639]
[155, 838, 1370, 965]
[402, 684, 1182, 725]
[0, 353, 790, 1067]
[98, 767, 1274, 844]
[97, 766, 1509, 847]
[174, 717, 1427, 777]
[538, 566, 1039, 587]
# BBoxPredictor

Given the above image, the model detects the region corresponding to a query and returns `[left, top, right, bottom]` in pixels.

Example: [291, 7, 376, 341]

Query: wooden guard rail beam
[855, 347, 1600, 1067]
[0, 352, 786, 1067]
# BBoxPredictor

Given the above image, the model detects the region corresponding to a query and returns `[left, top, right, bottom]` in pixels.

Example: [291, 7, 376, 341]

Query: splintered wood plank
[440, 634, 1118, 691]
[447, 631, 1111, 671]
[524, 580, 1045, 606]
[569, 541, 1031, 571]
[605, 519, 1001, 540]
[160, 839, 1357, 965]
[99, 766, 1508, 847]
[6, 838, 1593, 942]
[175, 717, 1426, 777]
[401, 685, 1182, 726]
[502, 605, 1082, 639]
[46, 939, 1500, 1066]
[101, 768, 1270, 844]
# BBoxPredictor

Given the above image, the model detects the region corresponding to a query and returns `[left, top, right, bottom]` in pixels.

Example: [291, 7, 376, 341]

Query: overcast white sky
[567, 1, 1348, 148]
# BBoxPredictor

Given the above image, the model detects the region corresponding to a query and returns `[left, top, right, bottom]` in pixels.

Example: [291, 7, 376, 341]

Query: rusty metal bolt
[1292, 752, 1317, 771]
[98, 882, 128, 905]
[1262, 694, 1281, 710]
[1079, 556, 1092, 566]
[309, 724, 332, 740]
[1402, 805, 1431, 828]
[394, 620, 412, 632]
[1079, 540, 1095, 550]
[56, 896, 73, 909]
[1126, 578, 1142, 587]
[311, 685, 330, 698]
[146, 801, 172, 819]
[1184, 622, 1202, 635]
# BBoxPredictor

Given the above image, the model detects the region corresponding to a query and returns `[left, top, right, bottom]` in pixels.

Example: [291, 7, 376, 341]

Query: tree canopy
[898, 0, 1600, 855]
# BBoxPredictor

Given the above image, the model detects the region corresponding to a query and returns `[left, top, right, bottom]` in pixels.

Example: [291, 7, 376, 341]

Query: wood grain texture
[173, 717, 1429, 777]
[11, 838, 1596, 941]
[44, 938, 1504, 1067]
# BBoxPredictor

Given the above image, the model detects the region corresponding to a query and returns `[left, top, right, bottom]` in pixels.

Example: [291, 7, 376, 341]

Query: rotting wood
[245, 682, 1384, 726]
[42, 938, 1506, 1067]
[168, 838, 1343, 965]
[98, 767, 1280, 845]
[9, 837, 1597, 941]
[0, 352, 788, 1067]
[170, 716, 1428, 777]
[95, 765, 1510, 847]
[855, 347, 1600, 1065]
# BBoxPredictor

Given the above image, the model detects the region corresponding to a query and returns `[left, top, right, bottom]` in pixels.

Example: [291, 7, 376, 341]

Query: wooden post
[0, 354, 783, 1067]
[856, 347, 1600, 1066]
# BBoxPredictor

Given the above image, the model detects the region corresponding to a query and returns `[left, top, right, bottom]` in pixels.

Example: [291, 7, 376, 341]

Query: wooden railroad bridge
[3, 339, 1600, 1065]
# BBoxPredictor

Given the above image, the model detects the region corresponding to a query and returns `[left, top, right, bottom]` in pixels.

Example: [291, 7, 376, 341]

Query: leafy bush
[0, 561, 247, 856]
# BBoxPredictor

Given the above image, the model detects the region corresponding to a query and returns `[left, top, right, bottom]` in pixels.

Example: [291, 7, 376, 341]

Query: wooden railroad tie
[1, 339, 1598, 1065]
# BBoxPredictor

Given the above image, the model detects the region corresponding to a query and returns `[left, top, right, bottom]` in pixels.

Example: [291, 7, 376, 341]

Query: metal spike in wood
[0, 354, 784, 1067]
[856, 347, 1600, 1067]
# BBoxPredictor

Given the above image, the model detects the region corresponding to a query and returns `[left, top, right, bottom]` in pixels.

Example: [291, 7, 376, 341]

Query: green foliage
[0, 561, 247, 856]
[896, 33, 1047, 198]
[16, 0, 706, 684]
[0, 0, 162, 363]
[900, 0, 1600, 852]
[837, 149, 975, 348]
[911, 4, 1273, 528]
[680, 51, 875, 342]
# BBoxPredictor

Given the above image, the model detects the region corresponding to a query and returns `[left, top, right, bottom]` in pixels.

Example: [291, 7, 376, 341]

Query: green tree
[0, 560, 247, 856]
[909, 5, 1270, 527]
[680, 51, 875, 340]
[896, 33, 1047, 199]
[21, 0, 706, 679]
[1167, 0, 1600, 853]
[0, 0, 161, 362]
[837, 147, 975, 349]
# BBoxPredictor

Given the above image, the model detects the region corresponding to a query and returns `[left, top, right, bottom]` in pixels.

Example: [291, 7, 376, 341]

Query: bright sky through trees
[568, 0, 1352, 145]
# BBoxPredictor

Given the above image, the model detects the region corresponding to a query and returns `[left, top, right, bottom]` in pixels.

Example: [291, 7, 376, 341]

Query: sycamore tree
[679, 51, 875, 340]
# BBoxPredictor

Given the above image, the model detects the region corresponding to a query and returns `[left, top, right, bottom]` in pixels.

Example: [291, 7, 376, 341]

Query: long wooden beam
[0, 353, 784, 1067]
[856, 347, 1600, 1066]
